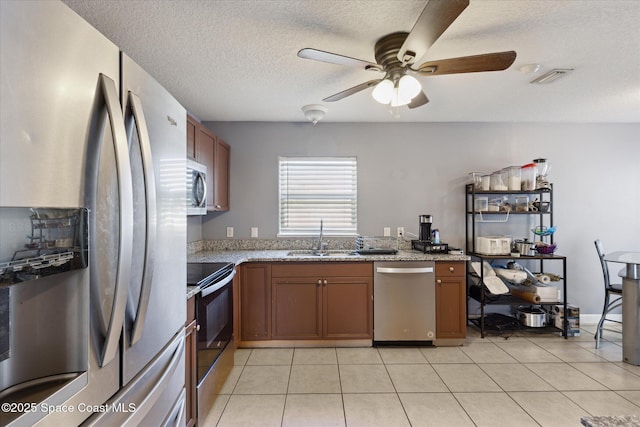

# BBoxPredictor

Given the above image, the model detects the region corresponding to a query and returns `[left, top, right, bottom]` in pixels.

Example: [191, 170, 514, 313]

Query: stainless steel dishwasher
[373, 261, 436, 345]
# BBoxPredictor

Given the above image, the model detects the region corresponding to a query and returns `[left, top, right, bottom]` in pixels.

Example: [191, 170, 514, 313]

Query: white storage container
[476, 236, 512, 255]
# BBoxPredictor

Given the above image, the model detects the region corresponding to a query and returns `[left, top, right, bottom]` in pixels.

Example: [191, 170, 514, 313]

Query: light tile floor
[201, 323, 640, 426]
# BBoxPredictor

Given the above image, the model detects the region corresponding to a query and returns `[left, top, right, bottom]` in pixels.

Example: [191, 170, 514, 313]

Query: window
[278, 157, 357, 236]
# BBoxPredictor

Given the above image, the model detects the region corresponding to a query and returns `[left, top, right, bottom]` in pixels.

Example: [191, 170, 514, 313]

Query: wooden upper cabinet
[186, 115, 197, 160]
[186, 114, 230, 212]
[213, 138, 230, 211]
[196, 126, 215, 210]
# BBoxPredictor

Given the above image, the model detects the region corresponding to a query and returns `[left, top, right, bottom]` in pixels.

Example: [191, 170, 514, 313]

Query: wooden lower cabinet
[435, 261, 467, 339]
[240, 263, 272, 340]
[272, 277, 322, 339]
[185, 296, 197, 427]
[324, 276, 373, 339]
[271, 262, 373, 340]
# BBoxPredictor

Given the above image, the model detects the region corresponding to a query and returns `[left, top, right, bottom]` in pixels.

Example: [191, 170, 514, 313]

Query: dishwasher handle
[376, 267, 434, 274]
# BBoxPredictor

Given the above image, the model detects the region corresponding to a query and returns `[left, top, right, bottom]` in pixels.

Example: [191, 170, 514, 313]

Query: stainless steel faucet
[314, 219, 325, 253]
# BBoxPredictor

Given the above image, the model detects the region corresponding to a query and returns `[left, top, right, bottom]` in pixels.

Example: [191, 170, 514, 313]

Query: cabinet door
[185, 297, 197, 427]
[186, 115, 197, 160]
[232, 267, 240, 347]
[435, 262, 466, 339]
[195, 126, 215, 210]
[324, 276, 373, 339]
[213, 138, 230, 211]
[272, 278, 322, 339]
[241, 263, 271, 341]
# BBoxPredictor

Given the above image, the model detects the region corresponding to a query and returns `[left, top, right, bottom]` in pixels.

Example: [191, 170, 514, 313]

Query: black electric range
[187, 262, 235, 290]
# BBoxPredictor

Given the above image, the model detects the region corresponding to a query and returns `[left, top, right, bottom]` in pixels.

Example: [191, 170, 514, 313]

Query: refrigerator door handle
[99, 73, 134, 367]
[162, 388, 187, 427]
[127, 91, 157, 346]
[124, 338, 184, 426]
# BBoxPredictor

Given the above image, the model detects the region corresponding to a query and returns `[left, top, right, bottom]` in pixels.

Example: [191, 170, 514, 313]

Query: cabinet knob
[215, 204, 222, 209]
[449, 266, 455, 272]
[317, 279, 322, 285]
[196, 324, 201, 332]
[323, 279, 328, 286]
[436, 279, 442, 284]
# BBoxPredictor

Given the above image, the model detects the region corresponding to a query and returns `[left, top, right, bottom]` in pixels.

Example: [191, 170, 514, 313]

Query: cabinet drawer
[435, 261, 465, 278]
[271, 262, 372, 278]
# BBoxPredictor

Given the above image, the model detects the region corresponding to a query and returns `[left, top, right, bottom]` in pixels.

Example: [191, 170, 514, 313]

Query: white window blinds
[279, 157, 357, 236]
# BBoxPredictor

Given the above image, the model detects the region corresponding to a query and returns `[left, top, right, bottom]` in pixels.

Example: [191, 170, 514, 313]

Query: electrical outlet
[226, 227, 234, 238]
[397, 227, 404, 237]
[383, 227, 391, 237]
[251, 227, 258, 238]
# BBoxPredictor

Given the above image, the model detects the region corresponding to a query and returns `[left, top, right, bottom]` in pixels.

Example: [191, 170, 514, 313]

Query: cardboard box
[554, 304, 580, 336]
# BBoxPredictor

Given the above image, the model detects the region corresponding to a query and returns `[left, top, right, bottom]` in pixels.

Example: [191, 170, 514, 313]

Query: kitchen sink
[286, 250, 360, 257]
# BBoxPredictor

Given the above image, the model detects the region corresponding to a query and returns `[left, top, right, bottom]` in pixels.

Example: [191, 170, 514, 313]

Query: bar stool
[594, 239, 623, 348]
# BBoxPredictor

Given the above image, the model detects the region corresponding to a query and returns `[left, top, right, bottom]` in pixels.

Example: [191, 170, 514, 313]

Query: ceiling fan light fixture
[398, 75, 421, 100]
[301, 104, 328, 125]
[372, 79, 394, 104]
[372, 75, 422, 107]
[390, 87, 411, 107]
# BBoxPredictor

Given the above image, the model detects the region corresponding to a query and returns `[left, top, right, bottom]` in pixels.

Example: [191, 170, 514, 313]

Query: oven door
[195, 269, 234, 385]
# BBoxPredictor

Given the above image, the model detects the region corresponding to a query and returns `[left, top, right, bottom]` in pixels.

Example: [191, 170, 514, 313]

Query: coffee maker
[412, 214, 449, 253]
[418, 214, 432, 241]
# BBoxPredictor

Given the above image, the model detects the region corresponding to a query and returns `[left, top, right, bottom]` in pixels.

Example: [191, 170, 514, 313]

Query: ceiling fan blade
[408, 91, 429, 109]
[415, 51, 517, 76]
[398, 0, 470, 65]
[323, 79, 383, 102]
[298, 48, 383, 71]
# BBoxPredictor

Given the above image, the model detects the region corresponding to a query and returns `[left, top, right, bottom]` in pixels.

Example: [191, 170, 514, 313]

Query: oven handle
[128, 91, 157, 347]
[200, 268, 236, 298]
[376, 267, 434, 274]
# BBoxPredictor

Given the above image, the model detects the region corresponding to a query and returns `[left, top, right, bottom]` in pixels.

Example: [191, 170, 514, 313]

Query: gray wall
[197, 121, 640, 315]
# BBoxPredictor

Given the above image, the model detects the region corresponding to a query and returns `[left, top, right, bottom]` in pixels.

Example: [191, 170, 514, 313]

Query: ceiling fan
[297, 0, 516, 109]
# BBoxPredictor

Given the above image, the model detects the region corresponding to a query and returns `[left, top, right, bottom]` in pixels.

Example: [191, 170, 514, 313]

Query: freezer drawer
[82, 330, 185, 427]
[373, 261, 436, 343]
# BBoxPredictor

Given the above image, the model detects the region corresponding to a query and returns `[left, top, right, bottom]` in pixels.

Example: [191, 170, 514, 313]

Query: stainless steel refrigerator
[0, 1, 186, 425]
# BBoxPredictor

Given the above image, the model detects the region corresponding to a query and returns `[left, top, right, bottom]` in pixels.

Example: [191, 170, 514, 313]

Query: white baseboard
[580, 314, 622, 324]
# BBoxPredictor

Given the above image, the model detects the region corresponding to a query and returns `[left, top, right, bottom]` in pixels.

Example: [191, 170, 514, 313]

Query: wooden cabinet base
[238, 339, 372, 348]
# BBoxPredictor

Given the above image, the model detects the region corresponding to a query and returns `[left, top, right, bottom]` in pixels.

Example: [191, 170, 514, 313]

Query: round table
[604, 252, 640, 365]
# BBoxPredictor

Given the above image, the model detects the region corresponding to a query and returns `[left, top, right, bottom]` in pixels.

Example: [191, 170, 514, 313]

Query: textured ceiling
[63, 0, 640, 123]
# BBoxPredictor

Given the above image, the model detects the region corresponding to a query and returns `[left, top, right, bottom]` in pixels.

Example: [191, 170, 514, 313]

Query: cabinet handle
[436, 279, 442, 284]
[215, 204, 221, 209]
[449, 266, 455, 272]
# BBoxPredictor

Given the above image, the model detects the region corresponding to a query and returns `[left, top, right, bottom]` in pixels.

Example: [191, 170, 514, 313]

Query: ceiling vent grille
[530, 68, 574, 84]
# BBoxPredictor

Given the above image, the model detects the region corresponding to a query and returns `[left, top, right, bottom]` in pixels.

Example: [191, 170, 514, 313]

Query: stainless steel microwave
[187, 159, 207, 215]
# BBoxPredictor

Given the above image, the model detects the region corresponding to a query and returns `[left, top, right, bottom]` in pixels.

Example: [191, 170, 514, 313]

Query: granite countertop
[185, 239, 470, 299]
[187, 249, 469, 265]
